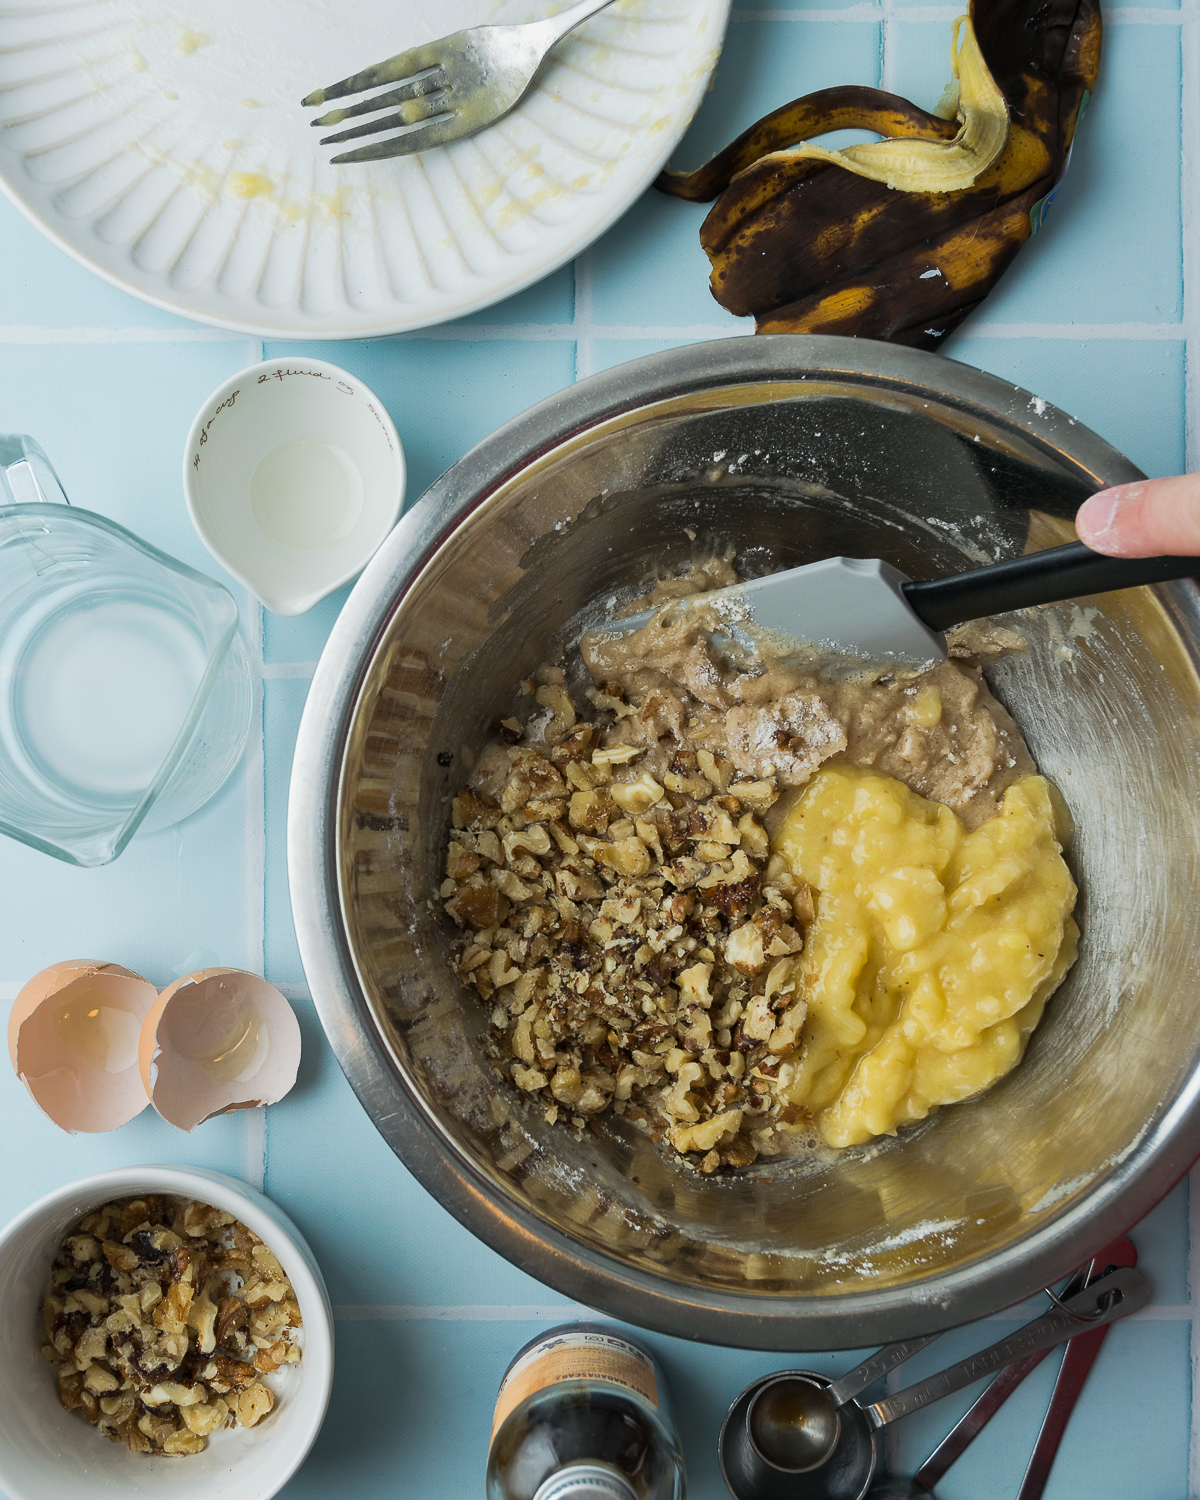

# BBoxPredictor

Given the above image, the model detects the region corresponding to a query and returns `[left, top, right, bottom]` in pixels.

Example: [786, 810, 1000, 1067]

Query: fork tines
[302, 44, 455, 159]
[310, 75, 450, 148]
[300, 42, 441, 109]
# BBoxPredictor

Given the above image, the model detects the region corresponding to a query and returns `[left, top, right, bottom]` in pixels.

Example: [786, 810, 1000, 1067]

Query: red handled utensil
[891, 1237, 1138, 1498]
[1012, 1236, 1138, 1500]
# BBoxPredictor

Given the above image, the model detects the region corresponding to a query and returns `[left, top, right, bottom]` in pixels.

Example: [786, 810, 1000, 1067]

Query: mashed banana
[773, 766, 1079, 1147]
[444, 559, 1080, 1168]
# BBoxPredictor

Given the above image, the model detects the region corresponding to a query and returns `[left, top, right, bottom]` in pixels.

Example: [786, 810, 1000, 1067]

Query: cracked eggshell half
[7, 960, 156, 1133]
[139, 968, 301, 1131]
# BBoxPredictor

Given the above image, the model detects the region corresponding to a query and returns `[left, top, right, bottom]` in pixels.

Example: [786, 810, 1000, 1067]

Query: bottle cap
[531, 1464, 638, 1500]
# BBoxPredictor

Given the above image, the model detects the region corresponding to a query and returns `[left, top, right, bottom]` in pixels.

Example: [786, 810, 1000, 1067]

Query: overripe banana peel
[757, 19, 1009, 194]
[656, 0, 1101, 349]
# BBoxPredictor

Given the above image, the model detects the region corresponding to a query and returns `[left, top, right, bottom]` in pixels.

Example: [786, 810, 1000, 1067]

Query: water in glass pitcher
[11, 590, 208, 804]
[0, 434, 252, 865]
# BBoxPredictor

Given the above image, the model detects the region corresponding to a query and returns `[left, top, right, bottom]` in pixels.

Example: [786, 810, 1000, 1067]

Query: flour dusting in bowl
[442, 560, 1078, 1171]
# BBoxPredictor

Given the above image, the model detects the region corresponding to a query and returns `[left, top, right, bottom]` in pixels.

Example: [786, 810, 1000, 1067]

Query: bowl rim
[287, 332, 1200, 1350]
[0, 1163, 334, 1500]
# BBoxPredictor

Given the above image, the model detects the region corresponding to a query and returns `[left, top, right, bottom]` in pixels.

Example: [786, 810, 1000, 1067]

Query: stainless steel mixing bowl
[288, 335, 1200, 1350]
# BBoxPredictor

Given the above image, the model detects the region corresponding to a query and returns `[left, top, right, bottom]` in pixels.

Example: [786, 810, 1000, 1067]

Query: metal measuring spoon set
[719, 1240, 1145, 1500]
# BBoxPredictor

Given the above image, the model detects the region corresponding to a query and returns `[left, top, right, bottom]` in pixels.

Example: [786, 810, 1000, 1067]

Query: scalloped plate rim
[0, 0, 731, 340]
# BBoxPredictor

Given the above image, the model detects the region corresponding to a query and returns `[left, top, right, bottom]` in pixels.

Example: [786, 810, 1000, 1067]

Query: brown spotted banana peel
[752, 18, 1008, 194]
[656, 0, 1102, 350]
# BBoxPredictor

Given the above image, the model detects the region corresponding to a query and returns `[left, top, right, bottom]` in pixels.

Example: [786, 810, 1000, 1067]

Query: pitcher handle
[0, 434, 70, 507]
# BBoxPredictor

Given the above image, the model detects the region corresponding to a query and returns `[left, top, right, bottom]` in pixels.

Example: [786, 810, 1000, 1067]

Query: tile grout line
[1182, 7, 1200, 1482]
[244, 339, 268, 1194]
[261, 661, 318, 679]
[245, 1106, 267, 1194]
[575, 249, 595, 381]
[879, 0, 895, 94]
[965, 320, 1185, 340]
[0, 320, 1183, 346]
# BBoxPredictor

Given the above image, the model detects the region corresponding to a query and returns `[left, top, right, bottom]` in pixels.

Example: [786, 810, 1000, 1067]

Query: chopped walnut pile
[41, 1195, 302, 1456]
[443, 674, 816, 1173]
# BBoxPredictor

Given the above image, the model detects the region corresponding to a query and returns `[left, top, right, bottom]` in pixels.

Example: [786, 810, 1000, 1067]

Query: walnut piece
[444, 679, 813, 1171]
[41, 1195, 302, 1457]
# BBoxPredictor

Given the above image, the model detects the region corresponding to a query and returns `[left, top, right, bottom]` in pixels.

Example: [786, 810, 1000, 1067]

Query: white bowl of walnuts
[0, 1165, 333, 1500]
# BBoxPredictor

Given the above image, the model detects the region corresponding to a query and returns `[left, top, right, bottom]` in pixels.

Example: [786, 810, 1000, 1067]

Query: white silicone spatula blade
[613, 541, 1198, 666]
[617, 556, 948, 666]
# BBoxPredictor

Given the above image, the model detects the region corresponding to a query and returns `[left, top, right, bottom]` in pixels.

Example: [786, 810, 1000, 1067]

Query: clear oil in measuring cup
[250, 438, 364, 550]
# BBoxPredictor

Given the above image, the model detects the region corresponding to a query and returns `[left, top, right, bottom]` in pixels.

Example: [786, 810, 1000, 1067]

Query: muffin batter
[442, 560, 1078, 1165]
[582, 558, 1034, 831]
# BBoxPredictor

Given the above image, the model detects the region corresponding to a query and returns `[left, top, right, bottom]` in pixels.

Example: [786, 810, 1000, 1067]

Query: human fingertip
[1075, 487, 1125, 553]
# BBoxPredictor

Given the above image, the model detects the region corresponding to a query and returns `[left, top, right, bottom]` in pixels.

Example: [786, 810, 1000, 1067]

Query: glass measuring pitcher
[0, 435, 254, 866]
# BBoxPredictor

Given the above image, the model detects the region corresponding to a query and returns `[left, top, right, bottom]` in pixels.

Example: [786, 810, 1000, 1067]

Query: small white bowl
[0, 1165, 334, 1500]
[184, 359, 404, 616]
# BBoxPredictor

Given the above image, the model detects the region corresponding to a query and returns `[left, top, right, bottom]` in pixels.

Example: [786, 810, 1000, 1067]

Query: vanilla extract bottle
[486, 1323, 686, 1500]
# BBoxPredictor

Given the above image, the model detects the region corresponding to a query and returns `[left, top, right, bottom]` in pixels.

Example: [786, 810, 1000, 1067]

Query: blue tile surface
[263, 678, 310, 989]
[945, 336, 1188, 480]
[260, 337, 578, 501]
[889, 1315, 1192, 1500]
[1, 3, 1196, 1496]
[951, 22, 1184, 328]
[2, 200, 202, 331]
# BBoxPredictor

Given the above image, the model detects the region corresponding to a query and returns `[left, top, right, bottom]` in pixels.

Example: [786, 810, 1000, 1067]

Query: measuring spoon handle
[825, 1334, 943, 1407]
[912, 1236, 1135, 1492]
[861, 1266, 1148, 1430]
[1015, 1236, 1139, 1500]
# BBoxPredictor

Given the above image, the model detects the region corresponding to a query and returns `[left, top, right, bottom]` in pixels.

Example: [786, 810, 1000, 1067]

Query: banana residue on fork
[441, 560, 1078, 1166]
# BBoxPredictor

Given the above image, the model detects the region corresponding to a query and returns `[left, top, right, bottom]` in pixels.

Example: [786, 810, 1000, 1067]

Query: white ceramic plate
[0, 0, 728, 337]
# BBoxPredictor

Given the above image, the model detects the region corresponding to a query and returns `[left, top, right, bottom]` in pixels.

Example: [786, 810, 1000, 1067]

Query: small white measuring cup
[183, 359, 404, 616]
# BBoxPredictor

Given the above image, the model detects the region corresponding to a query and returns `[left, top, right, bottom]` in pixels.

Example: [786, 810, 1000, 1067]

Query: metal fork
[302, 0, 622, 164]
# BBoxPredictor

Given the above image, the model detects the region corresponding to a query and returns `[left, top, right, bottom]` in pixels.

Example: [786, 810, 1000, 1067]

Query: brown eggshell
[8, 960, 156, 1133]
[140, 967, 301, 1132]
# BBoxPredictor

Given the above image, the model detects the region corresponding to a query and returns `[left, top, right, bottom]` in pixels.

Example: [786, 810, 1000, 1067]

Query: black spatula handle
[902, 541, 1198, 633]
